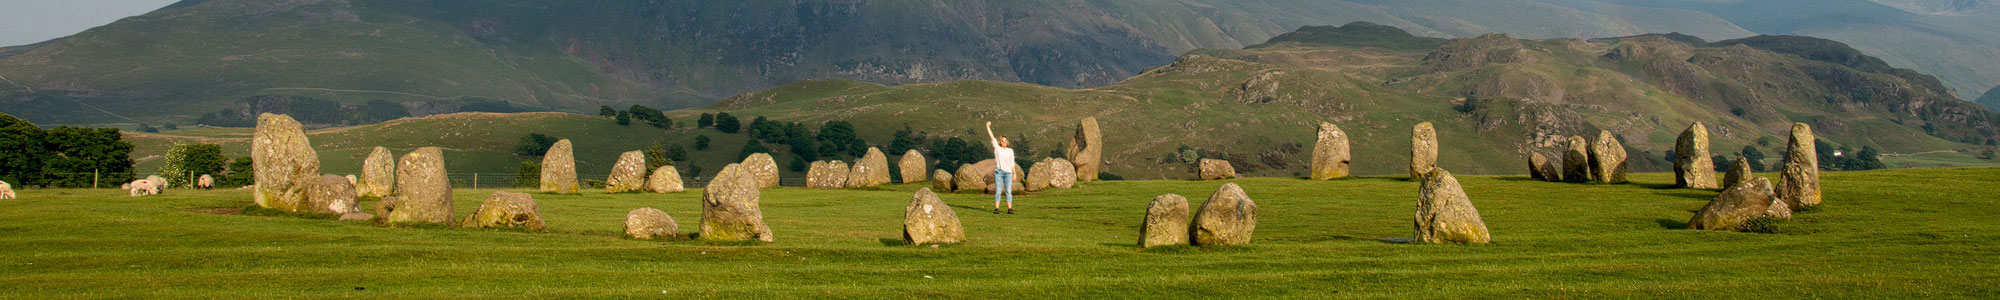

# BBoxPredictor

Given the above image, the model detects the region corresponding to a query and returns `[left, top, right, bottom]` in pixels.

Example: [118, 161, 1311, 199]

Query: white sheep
[0, 180, 15, 200]
[197, 175, 215, 189]
[127, 179, 160, 197]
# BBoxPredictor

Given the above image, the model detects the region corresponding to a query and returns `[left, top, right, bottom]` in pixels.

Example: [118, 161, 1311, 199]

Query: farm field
[1, 169, 1996, 298]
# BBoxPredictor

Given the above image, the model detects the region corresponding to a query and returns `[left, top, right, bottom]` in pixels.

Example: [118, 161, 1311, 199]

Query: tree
[667, 143, 689, 162]
[818, 121, 858, 150]
[694, 135, 712, 150]
[616, 110, 632, 126]
[698, 113, 715, 128]
[629, 105, 672, 128]
[138, 123, 159, 133]
[750, 117, 784, 142]
[789, 156, 809, 172]
[846, 138, 869, 157]
[287, 97, 346, 125]
[513, 133, 561, 157]
[931, 137, 975, 170]
[600, 106, 617, 117]
[159, 142, 226, 187]
[42, 126, 135, 188]
[714, 112, 741, 133]
[1740, 146, 1767, 172]
[739, 139, 771, 160]
[514, 161, 541, 188]
[363, 100, 411, 123]
[218, 157, 255, 187]
[0, 113, 48, 186]
[645, 141, 673, 171]
[889, 125, 917, 154]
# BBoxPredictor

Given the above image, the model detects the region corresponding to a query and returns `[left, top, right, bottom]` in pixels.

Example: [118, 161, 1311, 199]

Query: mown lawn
[1, 169, 1996, 298]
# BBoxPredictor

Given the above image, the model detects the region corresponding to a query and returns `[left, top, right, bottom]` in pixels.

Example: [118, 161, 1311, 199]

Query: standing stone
[251, 113, 320, 212]
[1311, 122, 1352, 180]
[1190, 183, 1257, 246]
[1414, 168, 1491, 244]
[1064, 117, 1103, 181]
[605, 151, 646, 193]
[303, 174, 360, 214]
[1140, 194, 1191, 248]
[1411, 122, 1438, 179]
[902, 188, 964, 245]
[625, 208, 679, 240]
[539, 139, 579, 194]
[1198, 159, 1237, 180]
[381, 147, 452, 225]
[1687, 178, 1792, 231]
[1043, 157, 1077, 189]
[805, 160, 850, 189]
[1722, 157, 1754, 189]
[1775, 123, 1821, 209]
[1529, 152, 1561, 182]
[700, 164, 773, 242]
[931, 170, 955, 192]
[847, 147, 892, 188]
[899, 150, 928, 184]
[741, 153, 780, 189]
[956, 159, 1023, 194]
[1588, 130, 1629, 184]
[461, 192, 545, 230]
[1562, 135, 1591, 183]
[1024, 160, 1058, 192]
[646, 165, 684, 193]
[1675, 123, 1718, 189]
[358, 146, 395, 198]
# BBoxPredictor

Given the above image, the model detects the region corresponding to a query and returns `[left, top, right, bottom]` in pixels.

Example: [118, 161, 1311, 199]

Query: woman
[986, 121, 1015, 214]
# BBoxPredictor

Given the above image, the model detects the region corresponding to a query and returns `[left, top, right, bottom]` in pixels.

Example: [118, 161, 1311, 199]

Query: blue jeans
[994, 170, 1014, 203]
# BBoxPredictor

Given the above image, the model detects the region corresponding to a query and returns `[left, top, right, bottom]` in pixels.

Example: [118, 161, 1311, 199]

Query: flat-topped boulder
[1198, 158, 1236, 180]
[1688, 178, 1791, 231]
[358, 146, 395, 198]
[1311, 122, 1351, 180]
[1776, 123, 1821, 209]
[303, 174, 360, 214]
[1190, 183, 1257, 246]
[1065, 117, 1103, 181]
[625, 208, 679, 240]
[806, 160, 850, 189]
[1414, 168, 1490, 244]
[1411, 122, 1438, 179]
[700, 164, 773, 242]
[252, 113, 320, 212]
[1025, 157, 1076, 191]
[462, 192, 545, 230]
[741, 153, 780, 189]
[1140, 194, 1190, 248]
[847, 147, 892, 188]
[898, 150, 928, 184]
[902, 188, 964, 245]
[540, 139, 579, 194]
[1675, 123, 1718, 189]
[380, 147, 453, 225]
[646, 165, 684, 193]
[605, 150, 647, 193]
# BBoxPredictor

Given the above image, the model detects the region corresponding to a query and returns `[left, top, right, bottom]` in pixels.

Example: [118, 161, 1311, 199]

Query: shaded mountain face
[1980, 86, 2000, 111]
[4, 0, 1999, 126]
[687, 24, 1998, 179]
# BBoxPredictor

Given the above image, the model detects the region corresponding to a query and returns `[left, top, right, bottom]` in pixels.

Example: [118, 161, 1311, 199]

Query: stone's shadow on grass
[880, 238, 909, 247]
[1136, 244, 1196, 254]
[1656, 191, 1716, 200]
[1656, 218, 1690, 229]
[237, 205, 340, 220]
[1638, 183, 1681, 190]
[1377, 237, 1414, 244]
[1493, 177, 1543, 182]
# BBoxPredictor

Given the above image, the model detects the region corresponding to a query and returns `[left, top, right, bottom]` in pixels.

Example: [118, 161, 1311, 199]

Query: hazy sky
[0, 0, 180, 46]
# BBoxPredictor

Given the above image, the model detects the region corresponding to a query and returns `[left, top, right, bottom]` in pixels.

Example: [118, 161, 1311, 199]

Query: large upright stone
[462, 192, 545, 230]
[252, 113, 320, 212]
[1311, 122, 1351, 180]
[1688, 178, 1791, 231]
[381, 147, 452, 225]
[625, 208, 679, 240]
[358, 146, 395, 198]
[700, 164, 773, 242]
[1065, 117, 1103, 181]
[805, 160, 850, 189]
[1190, 183, 1257, 246]
[1198, 159, 1237, 180]
[1411, 122, 1438, 179]
[1140, 194, 1191, 248]
[1414, 168, 1490, 244]
[1588, 130, 1629, 184]
[1722, 157, 1754, 189]
[931, 170, 955, 192]
[1675, 123, 1718, 189]
[1025, 157, 1076, 192]
[1775, 123, 1821, 209]
[303, 174, 360, 214]
[1529, 152, 1561, 182]
[646, 165, 684, 193]
[898, 150, 928, 184]
[605, 151, 647, 193]
[847, 147, 892, 188]
[741, 153, 780, 189]
[1562, 135, 1591, 183]
[539, 139, 579, 194]
[902, 188, 964, 245]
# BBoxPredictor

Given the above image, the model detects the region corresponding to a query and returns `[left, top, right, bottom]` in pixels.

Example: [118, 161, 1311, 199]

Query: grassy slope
[1, 169, 1996, 297]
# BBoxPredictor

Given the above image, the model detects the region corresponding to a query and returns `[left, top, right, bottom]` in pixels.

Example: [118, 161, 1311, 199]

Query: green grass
[3, 168, 1996, 297]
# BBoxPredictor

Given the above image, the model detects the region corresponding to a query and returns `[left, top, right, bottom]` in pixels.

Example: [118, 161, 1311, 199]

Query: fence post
[93, 169, 100, 189]
[473, 173, 479, 189]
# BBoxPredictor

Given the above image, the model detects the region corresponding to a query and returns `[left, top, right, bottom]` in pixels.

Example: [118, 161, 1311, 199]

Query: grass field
[2, 169, 1997, 298]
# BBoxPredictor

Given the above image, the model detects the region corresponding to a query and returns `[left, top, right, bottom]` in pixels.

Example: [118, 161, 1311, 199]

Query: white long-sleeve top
[992, 140, 1016, 173]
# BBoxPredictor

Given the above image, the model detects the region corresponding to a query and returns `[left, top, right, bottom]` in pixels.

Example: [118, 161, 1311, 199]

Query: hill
[3, 169, 1999, 297]
[8, 0, 2000, 126]
[1981, 86, 2000, 111]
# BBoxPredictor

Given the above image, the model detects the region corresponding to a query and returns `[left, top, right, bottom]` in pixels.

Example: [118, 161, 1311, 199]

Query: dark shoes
[993, 208, 1001, 214]
[1007, 209, 1015, 214]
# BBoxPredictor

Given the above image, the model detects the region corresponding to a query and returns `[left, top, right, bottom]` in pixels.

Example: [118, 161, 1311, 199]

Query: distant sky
[0, 0, 180, 46]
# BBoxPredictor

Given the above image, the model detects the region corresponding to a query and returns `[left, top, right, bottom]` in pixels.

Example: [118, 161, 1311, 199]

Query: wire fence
[9, 172, 818, 190]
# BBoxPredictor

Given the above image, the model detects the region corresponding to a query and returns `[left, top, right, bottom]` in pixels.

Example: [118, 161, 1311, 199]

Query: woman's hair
[999, 136, 1010, 146]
